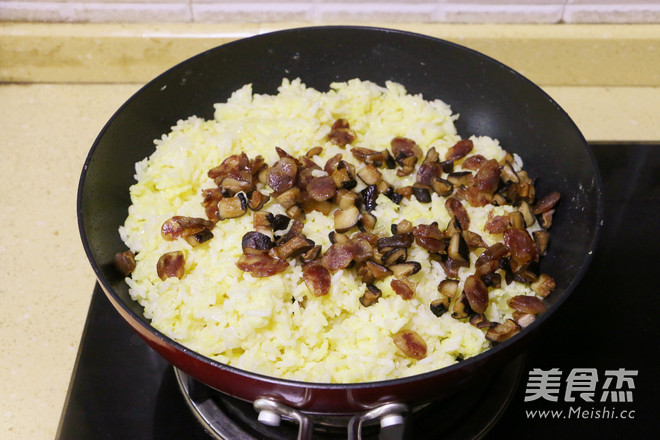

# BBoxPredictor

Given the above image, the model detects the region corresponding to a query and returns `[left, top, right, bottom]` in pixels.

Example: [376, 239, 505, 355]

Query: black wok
[78, 26, 603, 416]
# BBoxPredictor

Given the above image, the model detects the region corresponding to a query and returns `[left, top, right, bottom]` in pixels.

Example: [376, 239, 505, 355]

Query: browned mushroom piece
[302, 262, 332, 297]
[485, 319, 521, 342]
[481, 272, 502, 288]
[508, 295, 546, 314]
[533, 230, 550, 255]
[219, 173, 255, 195]
[389, 261, 421, 278]
[360, 185, 379, 212]
[447, 171, 473, 187]
[364, 260, 393, 280]
[331, 167, 357, 190]
[350, 147, 389, 167]
[161, 216, 215, 240]
[530, 273, 556, 298]
[540, 209, 555, 229]
[438, 279, 460, 298]
[391, 278, 416, 300]
[451, 292, 472, 319]
[265, 213, 290, 232]
[218, 193, 248, 220]
[518, 201, 536, 227]
[396, 155, 418, 177]
[381, 248, 408, 266]
[334, 206, 360, 233]
[445, 139, 473, 162]
[463, 275, 489, 314]
[241, 231, 274, 254]
[508, 211, 526, 230]
[299, 244, 322, 264]
[327, 118, 357, 147]
[360, 284, 382, 307]
[306, 146, 323, 158]
[500, 163, 520, 183]
[357, 164, 382, 185]
[533, 191, 561, 215]
[157, 251, 185, 281]
[461, 230, 488, 251]
[469, 313, 493, 329]
[114, 250, 136, 276]
[183, 229, 214, 247]
[271, 235, 314, 260]
[300, 199, 334, 215]
[236, 253, 289, 277]
[377, 233, 414, 252]
[430, 296, 450, 317]
[275, 187, 301, 209]
[357, 211, 377, 232]
[392, 330, 427, 360]
[491, 194, 507, 206]
[330, 189, 356, 211]
[412, 184, 432, 203]
[247, 190, 270, 211]
[512, 311, 536, 328]
[447, 232, 470, 265]
[430, 177, 454, 197]
[392, 220, 413, 235]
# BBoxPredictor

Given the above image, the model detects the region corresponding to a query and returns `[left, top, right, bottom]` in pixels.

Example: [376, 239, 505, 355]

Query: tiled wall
[1, 0, 659, 23]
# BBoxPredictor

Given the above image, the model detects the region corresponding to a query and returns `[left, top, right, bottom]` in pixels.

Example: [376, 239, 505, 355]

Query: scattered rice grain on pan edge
[119, 78, 537, 383]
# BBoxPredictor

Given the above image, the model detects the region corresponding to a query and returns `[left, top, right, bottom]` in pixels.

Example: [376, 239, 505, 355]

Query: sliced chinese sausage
[307, 175, 337, 201]
[463, 275, 489, 314]
[507, 295, 546, 314]
[391, 278, 416, 300]
[114, 250, 136, 276]
[236, 253, 289, 277]
[503, 228, 537, 264]
[302, 262, 332, 297]
[161, 216, 215, 240]
[445, 139, 473, 161]
[328, 118, 357, 147]
[533, 191, 561, 215]
[157, 251, 185, 280]
[445, 197, 470, 230]
[392, 330, 427, 360]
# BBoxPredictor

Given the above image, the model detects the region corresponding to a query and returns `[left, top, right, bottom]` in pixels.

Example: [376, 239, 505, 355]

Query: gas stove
[57, 143, 660, 439]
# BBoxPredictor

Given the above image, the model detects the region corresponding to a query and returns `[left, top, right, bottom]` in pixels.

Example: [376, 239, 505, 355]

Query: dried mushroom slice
[360, 284, 382, 307]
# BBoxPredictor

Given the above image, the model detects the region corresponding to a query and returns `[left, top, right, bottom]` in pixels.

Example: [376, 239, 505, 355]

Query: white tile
[314, 3, 437, 22]
[443, 3, 564, 23]
[0, 2, 192, 22]
[1, 0, 186, 3]
[447, 0, 564, 4]
[564, 3, 660, 22]
[568, 0, 660, 4]
[0, 2, 76, 21]
[192, 3, 309, 23]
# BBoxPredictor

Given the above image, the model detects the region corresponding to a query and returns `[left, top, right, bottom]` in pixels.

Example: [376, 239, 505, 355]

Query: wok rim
[77, 24, 605, 392]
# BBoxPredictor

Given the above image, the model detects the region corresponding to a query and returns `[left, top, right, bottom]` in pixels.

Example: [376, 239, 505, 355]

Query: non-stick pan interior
[79, 26, 602, 386]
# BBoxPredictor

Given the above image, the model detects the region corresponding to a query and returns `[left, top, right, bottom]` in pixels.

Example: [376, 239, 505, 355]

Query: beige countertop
[1, 23, 659, 440]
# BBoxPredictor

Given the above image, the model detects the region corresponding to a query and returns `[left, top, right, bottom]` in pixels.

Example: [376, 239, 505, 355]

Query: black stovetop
[57, 144, 660, 440]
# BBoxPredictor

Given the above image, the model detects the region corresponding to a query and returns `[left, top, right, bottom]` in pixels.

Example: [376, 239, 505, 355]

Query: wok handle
[347, 402, 409, 440]
[253, 397, 314, 440]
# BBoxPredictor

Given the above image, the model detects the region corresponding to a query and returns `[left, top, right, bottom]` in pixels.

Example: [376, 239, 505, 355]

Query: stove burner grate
[175, 355, 524, 440]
